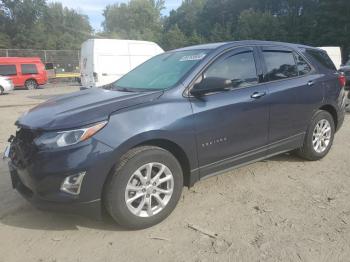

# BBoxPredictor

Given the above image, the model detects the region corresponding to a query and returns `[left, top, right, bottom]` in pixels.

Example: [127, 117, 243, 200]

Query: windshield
[110, 49, 210, 91]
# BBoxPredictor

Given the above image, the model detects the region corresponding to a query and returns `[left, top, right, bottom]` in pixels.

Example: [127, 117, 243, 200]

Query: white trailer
[80, 39, 164, 88]
[318, 46, 342, 70]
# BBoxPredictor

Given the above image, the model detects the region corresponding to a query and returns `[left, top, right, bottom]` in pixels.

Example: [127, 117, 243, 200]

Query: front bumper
[8, 138, 115, 220]
[9, 162, 101, 219]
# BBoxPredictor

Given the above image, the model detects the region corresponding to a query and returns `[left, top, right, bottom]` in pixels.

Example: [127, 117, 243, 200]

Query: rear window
[21, 64, 38, 75]
[306, 49, 336, 70]
[0, 64, 17, 76]
[263, 51, 298, 81]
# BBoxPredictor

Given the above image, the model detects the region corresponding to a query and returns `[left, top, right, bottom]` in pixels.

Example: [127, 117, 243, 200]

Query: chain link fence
[0, 49, 80, 73]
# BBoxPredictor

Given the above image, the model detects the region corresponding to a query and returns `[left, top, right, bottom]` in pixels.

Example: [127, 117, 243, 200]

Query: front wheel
[0, 86, 4, 95]
[297, 110, 335, 161]
[25, 79, 38, 90]
[104, 146, 183, 229]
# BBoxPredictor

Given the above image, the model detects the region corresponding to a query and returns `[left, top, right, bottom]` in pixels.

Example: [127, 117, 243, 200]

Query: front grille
[345, 71, 350, 76]
[10, 128, 39, 168]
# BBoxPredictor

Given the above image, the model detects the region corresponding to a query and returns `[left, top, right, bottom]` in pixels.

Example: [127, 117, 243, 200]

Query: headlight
[34, 121, 107, 149]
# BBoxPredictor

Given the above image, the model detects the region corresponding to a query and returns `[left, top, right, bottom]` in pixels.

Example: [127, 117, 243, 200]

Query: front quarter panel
[94, 91, 197, 174]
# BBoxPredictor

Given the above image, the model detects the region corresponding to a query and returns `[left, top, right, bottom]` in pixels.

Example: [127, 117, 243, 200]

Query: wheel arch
[100, 132, 197, 208]
[24, 78, 38, 87]
[25, 78, 38, 83]
[136, 139, 192, 187]
[319, 104, 338, 129]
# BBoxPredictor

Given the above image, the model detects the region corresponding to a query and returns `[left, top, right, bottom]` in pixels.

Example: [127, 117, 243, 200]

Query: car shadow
[265, 152, 306, 163]
[0, 206, 130, 232]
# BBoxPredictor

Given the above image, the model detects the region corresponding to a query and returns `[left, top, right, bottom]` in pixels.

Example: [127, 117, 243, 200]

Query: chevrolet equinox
[5, 41, 347, 229]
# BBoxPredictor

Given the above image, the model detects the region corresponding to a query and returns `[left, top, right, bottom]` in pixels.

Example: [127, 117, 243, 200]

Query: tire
[0, 86, 3, 95]
[297, 110, 335, 161]
[104, 146, 183, 229]
[25, 79, 38, 90]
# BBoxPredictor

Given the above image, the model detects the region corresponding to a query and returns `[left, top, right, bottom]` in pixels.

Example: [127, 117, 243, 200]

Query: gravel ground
[0, 85, 349, 262]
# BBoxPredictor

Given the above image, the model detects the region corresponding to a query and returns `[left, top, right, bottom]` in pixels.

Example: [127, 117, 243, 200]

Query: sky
[48, 0, 182, 31]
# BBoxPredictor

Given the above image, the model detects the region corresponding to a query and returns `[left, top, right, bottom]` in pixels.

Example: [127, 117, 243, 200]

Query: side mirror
[190, 77, 232, 96]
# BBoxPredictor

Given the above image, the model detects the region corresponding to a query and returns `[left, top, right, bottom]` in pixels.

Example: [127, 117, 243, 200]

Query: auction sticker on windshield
[180, 53, 206, 62]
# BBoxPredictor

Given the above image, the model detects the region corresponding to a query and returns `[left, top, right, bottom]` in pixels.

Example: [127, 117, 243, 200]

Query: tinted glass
[21, 64, 38, 74]
[306, 49, 336, 70]
[205, 51, 258, 88]
[0, 65, 17, 76]
[112, 50, 210, 91]
[263, 51, 298, 81]
[294, 53, 312, 76]
[45, 63, 54, 70]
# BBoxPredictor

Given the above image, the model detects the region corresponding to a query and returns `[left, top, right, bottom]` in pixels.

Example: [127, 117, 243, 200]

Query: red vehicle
[0, 57, 48, 89]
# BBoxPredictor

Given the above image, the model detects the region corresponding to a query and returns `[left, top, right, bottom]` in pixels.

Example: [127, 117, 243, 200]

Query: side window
[205, 51, 258, 88]
[21, 64, 38, 75]
[0, 64, 17, 76]
[263, 51, 298, 81]
[294, 53, 312, 76]
[45, 63, 54, 70]
[306, 49, 336, 71]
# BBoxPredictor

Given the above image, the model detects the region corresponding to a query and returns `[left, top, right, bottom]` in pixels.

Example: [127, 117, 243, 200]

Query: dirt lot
[0, 85, 349, 262]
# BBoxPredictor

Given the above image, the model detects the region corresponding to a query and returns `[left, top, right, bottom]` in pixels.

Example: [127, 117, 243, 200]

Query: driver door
[189, 47, 270, 178]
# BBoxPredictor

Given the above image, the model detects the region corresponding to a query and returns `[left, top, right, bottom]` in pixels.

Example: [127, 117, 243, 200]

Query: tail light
[93, 72, 98, 83]
[338, 72, 346, 88]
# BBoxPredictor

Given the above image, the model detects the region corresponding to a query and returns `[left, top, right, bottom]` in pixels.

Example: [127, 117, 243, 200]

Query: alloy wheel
[312, 119, 331, 153]
[125, 162, 174, 218]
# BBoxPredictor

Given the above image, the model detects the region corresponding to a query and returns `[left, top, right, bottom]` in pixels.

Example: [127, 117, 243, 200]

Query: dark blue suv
[6, 41, 347, 229]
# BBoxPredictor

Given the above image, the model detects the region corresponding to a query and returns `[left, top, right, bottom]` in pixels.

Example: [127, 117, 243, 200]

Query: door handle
[251, 92, 266, 99]
[307, 81, 314, 86]
[102, 73, 108, 76]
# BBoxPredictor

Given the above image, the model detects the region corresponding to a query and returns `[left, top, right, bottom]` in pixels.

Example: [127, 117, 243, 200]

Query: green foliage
[103, 0, 164, 42]
[236, 9, 286, 41]
[161, 0, 350, 60]
[0, 0, 349, 60]
[161, 24, 187, 50]
[0, 0, 92, 50]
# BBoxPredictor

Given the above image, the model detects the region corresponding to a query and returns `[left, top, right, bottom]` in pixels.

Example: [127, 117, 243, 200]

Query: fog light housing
[60, 172, 86, 195]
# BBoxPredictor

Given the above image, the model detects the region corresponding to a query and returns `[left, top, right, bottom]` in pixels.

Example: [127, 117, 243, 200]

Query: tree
[236, 9, 286, 41]
[42, 3, 92, 49]
[103, 0, 164, 42]
[0, 0, 92, 50]
[161, 24, 187, 50]
[312, 0, 350, 62]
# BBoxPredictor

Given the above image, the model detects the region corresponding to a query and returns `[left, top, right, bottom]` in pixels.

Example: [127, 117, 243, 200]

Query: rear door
[190, 47, 269, 177]
[97, 54, 130, 86]
[95, 41, 130, 87]
[258, 46, 323, 152]
[20, 63, 39, 86]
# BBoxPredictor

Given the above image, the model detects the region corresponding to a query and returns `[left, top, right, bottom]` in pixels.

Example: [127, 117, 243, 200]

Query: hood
[16, 88, 163, 130]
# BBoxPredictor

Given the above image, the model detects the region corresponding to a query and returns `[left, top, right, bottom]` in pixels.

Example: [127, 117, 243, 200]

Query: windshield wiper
[116, 87, 135, 92]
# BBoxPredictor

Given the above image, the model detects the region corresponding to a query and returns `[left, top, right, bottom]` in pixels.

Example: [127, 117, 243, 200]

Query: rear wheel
[297, 110, 335, 161]
[104, 146, 183, 229]
[25, 79, 38, 90]
[0, 86, 3, 95]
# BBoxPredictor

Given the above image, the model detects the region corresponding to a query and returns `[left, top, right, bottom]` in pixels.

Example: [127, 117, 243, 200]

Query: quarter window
[306, 49, 336, 70]
[205, 51, 258, 88]
[263, 51, 298, 81]
[294, 54, 312, 76]
[0, 64, 17, 76]
[21, 64, 38, 75]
